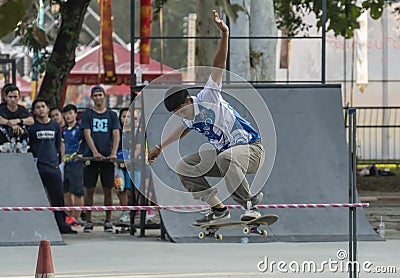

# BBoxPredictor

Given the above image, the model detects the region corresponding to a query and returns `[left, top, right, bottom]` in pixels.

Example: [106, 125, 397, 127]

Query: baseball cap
[91, 85, 105, 94]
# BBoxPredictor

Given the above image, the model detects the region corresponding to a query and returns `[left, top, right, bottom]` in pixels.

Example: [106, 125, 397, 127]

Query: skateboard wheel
[85, 160, 91, 166]
[243, 227, 251, 235]
[260, 230, 268, 237]
[215, 234, 223, 241]
[198, 232, 206, 239]
[120, 162, 125, 168]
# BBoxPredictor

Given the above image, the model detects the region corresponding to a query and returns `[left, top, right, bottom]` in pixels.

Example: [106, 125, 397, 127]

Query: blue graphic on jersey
[192, 106, 222, 142]
[228, 104, 259, 144]
[93, 118, 108, 132]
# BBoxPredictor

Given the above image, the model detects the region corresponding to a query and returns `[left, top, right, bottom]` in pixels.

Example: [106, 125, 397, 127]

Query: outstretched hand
[213, 10, 229, 33]
[148, 147, 161, 163]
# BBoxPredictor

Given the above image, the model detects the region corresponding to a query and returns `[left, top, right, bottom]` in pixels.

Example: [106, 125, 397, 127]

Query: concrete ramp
[0, 154, 64, 246]
[143, 84, 379, 242]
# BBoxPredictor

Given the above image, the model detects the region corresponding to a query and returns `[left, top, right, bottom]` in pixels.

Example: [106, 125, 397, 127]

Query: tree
[38, 0, 90, 108]
[1, 0, 394, 106]
[250, 0, 277, 81]
[229, 0, 251, 80]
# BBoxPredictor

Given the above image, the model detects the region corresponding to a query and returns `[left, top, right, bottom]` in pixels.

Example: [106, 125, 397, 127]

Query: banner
[100, 0, 117, 83]
[356, 11, 368, 93]
[140, 0, 152, 64]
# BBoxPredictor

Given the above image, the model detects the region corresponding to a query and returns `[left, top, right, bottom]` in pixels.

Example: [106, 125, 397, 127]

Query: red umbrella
[16, 77, 31, 97]
[67, 43, 180, 85]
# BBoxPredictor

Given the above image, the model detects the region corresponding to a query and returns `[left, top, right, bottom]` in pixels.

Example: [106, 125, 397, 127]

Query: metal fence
[346, 107, 400, 163]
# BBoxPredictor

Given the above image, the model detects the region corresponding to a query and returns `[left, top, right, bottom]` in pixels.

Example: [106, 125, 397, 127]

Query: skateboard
[115, 222, 136, 234]
[191, 214, 279, 241]
[64, 154, 126, 168]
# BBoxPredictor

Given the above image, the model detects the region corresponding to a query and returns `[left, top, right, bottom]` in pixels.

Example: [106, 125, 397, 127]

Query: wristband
[155, 144, 162, 151]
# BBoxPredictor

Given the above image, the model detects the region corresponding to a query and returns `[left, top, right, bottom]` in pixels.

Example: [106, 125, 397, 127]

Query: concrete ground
[1, 188, 399, 278]
[0, 226, 399, 278]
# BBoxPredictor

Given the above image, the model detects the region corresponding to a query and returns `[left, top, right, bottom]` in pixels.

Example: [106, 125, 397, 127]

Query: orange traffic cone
[35, 240, 55, 278]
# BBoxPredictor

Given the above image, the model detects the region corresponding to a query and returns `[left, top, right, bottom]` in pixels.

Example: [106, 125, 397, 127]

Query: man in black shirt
[29, 98, 77, 234]
[0, 85, 34, 145]
[80, 85, 120, 233]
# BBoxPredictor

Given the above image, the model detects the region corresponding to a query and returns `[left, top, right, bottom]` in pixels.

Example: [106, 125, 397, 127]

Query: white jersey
[182, 76, 260, 151]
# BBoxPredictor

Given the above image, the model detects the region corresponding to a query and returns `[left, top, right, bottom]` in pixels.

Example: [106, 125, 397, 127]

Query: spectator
[0, 84, 34, 146]
[116, 108, 132, 222]
[62, 104, 85, 226]
[50, 107, 65, 130]
[28, 98, 77, 234]
[80, 85, 120, 233]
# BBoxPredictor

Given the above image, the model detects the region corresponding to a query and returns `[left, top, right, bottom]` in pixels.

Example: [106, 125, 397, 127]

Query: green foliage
[214, 0, 246, 24]
[0, 0, 26, 38]
[362, 0, 385, 20]
[274, 0, 390, 39]
[16, 24, 51, 74]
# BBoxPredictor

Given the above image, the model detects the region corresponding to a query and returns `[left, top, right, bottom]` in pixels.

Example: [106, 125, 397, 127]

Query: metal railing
[345, 107, 400, 163]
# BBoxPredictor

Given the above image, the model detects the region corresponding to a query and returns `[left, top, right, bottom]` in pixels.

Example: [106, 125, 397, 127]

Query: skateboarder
[148, 10, 264, 225]
[80, 85, 120, 232]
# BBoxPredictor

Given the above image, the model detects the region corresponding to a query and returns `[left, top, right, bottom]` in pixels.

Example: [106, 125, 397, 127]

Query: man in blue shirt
[148, 10, 264, 225]
[80, 85, 120, 233]
[62, 104, 85, 226]
[29, 98, 77, 234]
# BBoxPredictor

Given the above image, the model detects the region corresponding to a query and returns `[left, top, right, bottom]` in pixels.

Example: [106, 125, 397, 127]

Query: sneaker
[195, 208, 230, 224]
[65, 216, 77, 226]
[80, 211, 87, 222]
[83, 221, 94, 233]
[104, 221, 113, 232]
[145, 209, 155, 222]
[119, 211, 130, 223]
[240, 200, 262, 221]
[250, 192, 264, 206]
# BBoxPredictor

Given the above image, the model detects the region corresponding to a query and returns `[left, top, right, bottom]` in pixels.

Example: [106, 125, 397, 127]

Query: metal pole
[321, 0, 327, 84]
[11, 59, 16, 85]
[129, 0, 137, 236]
[225, 15, 230, 84]
[348, 108, 358, 278]
[348, 108, 354, 278]
[352, 110, 358, 278]
[130, 0, 135, 92]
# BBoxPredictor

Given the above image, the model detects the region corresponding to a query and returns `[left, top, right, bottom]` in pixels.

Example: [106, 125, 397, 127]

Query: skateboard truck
[198, 228, 223, 241]
[243, 226, 268, 237]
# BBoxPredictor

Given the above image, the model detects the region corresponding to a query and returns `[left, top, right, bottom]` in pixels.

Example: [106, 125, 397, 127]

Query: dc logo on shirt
[93, 119, 108, 132]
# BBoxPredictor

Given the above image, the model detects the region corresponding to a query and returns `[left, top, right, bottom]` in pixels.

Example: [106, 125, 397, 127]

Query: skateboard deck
[63, 153, 126, 168]
[75, 156, 126, 168]
[115, 222, 135, 234]
[191, 214, 279, 240]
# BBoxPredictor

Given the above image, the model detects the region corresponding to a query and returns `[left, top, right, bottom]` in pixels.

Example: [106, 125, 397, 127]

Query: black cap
[91, 85, 105, 94]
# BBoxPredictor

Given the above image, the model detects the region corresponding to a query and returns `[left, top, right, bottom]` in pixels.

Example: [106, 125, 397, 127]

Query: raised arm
[211, 10, 229, 85]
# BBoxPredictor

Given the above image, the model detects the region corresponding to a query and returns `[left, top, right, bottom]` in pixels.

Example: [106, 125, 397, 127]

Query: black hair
[119, 107, 129, 126]
[31, 98, 48, 110]
[1, 83, 14, 94]
[49, 106, 62, 114]
[164, 86, 190, 112]
[3, 84, 20, 96]
[62, 104, 77, 113]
